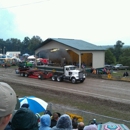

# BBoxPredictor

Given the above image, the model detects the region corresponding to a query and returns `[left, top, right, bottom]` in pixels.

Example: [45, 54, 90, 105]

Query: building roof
[41, 38, 106, 51]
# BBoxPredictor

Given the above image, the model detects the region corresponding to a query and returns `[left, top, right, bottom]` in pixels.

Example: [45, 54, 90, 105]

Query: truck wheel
[20, 73, 25, 77]
[25, 73, 28, 77]
[71, 78, 76, 84]
[38, 75, 41, 79]
[57, 77, 61, 82]
[39, 75, 44, 80]
[52, 76, 56, 81]
[80, 80, 84, 83]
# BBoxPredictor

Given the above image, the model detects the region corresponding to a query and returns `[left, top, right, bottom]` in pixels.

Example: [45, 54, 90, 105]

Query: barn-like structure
[35, 38, 106, 68]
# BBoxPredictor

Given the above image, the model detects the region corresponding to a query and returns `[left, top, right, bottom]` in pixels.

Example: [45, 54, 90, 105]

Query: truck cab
[64, 65, 76, 76]
[52, 65, 86, 83]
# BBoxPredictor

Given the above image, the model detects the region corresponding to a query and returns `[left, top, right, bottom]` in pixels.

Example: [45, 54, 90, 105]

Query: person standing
[83, 124, 97, 130]
[11, 108, 38, 130]
[51, 114, 73, 130]
[39, 114, 51, 130]
[51, 112, 60, 128]
[77, 122, 84, 130]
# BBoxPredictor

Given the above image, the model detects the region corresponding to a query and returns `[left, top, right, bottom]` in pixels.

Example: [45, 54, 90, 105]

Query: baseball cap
[0, 82, 17, 117]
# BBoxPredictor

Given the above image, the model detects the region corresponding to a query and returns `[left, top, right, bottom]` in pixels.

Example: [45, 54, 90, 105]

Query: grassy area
[111, 70, 130, 77]
[109, 70, 130, 82]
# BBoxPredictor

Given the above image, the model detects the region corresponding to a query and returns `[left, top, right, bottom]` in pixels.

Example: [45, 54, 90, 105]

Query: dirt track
[0, 67, 130, 104]
[1, 67, 130, 126]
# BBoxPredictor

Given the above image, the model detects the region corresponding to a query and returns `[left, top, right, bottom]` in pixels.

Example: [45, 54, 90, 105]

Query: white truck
[51, 65, 86, 83]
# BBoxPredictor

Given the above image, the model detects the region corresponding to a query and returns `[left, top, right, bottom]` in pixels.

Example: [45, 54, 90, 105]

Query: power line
[0, 0, 49, 10]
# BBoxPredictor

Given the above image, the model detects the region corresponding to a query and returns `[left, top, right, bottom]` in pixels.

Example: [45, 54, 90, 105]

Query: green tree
[0, 39, 5, 54]
[105, 49, 116, 64]
[114, 40, 124, 62]
[21, 37, 31, 54]
[28, 36, 43, 55]
[5, 38, 22, 55]
[119, 48, 130, 66]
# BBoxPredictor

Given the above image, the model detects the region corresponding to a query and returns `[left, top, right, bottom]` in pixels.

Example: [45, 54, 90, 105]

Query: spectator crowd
[0, 82, 98, 130]
[1, 82, 130, 130]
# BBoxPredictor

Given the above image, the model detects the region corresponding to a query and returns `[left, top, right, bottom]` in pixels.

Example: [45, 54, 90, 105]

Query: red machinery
[19, 69, 53, 79]
[16, 69, 53, 79]
[15, 61, 53, 80]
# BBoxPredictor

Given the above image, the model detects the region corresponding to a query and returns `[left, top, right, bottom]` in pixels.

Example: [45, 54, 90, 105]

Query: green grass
[111, 70, 130, 79]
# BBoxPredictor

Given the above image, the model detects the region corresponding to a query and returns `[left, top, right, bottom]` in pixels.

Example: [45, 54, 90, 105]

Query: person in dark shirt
[51, 112, 60, 128]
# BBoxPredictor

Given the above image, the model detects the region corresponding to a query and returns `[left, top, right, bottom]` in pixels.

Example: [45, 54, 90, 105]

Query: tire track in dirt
[0, 69, 130, 104]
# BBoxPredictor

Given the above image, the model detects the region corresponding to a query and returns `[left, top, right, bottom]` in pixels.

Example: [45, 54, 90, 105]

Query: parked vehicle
[104, 64, 114, 70]
[113, 64, 129, 70]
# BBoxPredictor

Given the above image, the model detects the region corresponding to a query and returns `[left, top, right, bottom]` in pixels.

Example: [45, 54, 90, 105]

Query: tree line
[0, 36, 43, 55]
[0, 36, 129, 66]
[105, 40, 130, 66]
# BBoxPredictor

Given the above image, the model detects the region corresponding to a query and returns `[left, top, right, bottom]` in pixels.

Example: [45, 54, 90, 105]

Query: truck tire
[20, 73, 25, 77]
[52, 76, 56, 81]
[57, 77, 61, 82]
[71, 78, 76, 84]
[39, 75, 44, 80]
[80, 80, 84, 83]
[25, 73, 28, 77]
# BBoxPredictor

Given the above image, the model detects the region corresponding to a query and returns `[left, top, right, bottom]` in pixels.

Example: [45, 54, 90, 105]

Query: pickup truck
[113, 64, 129, 70]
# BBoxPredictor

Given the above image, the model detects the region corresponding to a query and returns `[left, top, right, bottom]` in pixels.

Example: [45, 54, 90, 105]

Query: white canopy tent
[27, 55, 36, 59]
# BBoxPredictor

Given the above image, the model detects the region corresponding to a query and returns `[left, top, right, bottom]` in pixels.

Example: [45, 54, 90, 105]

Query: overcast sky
[0, 0, 130, 45]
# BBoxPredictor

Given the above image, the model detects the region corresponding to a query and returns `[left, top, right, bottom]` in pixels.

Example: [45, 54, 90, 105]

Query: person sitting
[92, 69, 96, 74]
[51, 114, 73, 130]
[0, 82, 17, 130]
[126, 72, 129, 76]
[106, 69, 111, 74]
[123, 72, 129, 77]
[11, 108, 38, 130]
[102, 68, 107, 74]
[39, 114, 51, 130]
